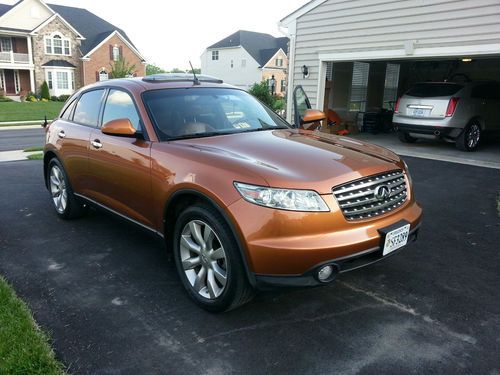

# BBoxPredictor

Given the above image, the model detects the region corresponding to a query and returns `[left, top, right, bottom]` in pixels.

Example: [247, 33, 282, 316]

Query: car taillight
[394, 98, 401, 113]
[446, 97, 459, 117]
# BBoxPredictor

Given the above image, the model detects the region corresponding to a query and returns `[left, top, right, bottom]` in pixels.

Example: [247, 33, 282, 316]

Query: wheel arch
[43, 150, 59, 189]
[163, 189, 256, 286]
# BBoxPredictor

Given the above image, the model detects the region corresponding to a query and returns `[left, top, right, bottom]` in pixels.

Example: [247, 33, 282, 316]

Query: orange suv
[44, 74, 422, 311]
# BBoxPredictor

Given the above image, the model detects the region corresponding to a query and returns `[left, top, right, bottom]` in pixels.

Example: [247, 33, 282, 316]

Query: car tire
[47, 158, 88, 219]
[397, 131, 417, 143]
[173, 204, 254, 312]
[456, 121, 481, 152]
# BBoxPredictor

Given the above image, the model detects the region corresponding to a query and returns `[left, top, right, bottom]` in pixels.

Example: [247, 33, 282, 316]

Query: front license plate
[383, 224, 410, 256]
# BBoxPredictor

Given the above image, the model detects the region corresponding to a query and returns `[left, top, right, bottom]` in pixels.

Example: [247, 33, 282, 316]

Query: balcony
[0, 51, 30, 64]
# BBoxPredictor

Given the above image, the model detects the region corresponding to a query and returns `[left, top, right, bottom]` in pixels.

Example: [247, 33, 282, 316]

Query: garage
[279, 0, 500, 151]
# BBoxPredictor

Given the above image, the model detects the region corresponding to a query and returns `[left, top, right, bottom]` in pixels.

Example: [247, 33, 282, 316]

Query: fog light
[318, 265, 334, 282]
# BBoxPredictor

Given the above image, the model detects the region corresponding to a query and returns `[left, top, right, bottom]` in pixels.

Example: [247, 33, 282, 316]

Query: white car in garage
[393, 81, 500, 151]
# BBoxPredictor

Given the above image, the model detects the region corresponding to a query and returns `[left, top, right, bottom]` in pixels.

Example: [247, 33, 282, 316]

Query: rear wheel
[398, 130, 417, 143]
[173, 204, 254, 312]
[47, 158, 88, 219]
[456, 121, 481, 151]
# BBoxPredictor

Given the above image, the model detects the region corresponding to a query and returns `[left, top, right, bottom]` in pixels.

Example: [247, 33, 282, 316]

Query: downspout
[278, 21, 296, 123]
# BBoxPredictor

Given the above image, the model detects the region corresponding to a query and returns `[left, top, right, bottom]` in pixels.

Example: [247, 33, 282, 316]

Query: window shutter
[109, 45, 113, 60]
[350, 62, 370, 111]
[119, 46, 123, 58]
[382, 63, 400, 108]
[96, 71, 100, 82]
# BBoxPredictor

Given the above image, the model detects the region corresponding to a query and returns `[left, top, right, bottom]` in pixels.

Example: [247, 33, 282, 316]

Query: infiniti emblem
[374, 185, 391, 201]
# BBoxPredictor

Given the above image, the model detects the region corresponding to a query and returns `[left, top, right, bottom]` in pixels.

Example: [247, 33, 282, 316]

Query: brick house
[0, 0, 145, 98]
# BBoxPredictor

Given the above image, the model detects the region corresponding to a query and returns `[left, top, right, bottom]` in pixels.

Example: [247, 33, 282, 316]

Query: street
[0, 127, 45, 151]
[0, 158, 498, 374]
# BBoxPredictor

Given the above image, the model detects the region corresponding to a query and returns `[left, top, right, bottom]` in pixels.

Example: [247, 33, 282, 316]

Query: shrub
[57, 95, 70, 102]
[50, 96, 58, 102]
[248, 81, 286, 113]
[40, 81, 50, 100]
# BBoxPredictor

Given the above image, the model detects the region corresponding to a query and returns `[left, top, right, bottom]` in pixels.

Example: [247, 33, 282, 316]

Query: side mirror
[300, 109, 326, 130]
[101, 118, 137, 137]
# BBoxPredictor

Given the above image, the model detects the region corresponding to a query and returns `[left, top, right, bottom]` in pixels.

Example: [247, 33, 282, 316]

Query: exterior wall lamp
[301, 65, 309, 78]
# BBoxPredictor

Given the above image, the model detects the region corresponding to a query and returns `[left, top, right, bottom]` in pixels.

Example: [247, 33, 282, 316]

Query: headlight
[403, 160, 413, 184]
[234, 182, 329, 212]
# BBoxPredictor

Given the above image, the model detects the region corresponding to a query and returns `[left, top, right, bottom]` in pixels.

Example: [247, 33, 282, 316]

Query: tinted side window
[61, 99, 77, 120]
[102, 89, 141, 130]
[73, 89, 106, 127]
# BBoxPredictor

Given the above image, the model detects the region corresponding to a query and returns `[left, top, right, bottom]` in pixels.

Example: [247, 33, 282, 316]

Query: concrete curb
[0, 125, 42, 130]
[0, 150, 41, 162]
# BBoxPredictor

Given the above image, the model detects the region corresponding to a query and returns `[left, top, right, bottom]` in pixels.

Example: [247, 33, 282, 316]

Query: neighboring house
[0, 0, 145, 98]
[201, 30, 289, 95]
[279, 0, 500, 124]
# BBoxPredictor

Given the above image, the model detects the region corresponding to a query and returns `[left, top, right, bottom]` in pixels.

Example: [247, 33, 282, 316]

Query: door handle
[58, 130, 66, 138]
[91, 139, 102, 149]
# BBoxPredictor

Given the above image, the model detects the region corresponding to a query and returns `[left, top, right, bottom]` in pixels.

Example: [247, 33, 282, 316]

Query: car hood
[172, 129, 403, 194]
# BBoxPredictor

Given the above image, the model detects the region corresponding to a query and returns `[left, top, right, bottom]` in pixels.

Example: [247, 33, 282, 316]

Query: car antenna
[42, 115, 48, 128]
[189, 61, 200, 86]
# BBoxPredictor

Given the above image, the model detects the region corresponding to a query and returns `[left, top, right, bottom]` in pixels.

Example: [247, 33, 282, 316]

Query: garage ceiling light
[462, 58, 472, 62]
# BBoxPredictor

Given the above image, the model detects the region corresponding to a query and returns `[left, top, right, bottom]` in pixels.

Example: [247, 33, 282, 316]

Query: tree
[187, 67, 201, 74]
[40, 81, 50, 100]
[248, 81, 285, 112]
[110, 57, 136, 78]
[169, 67, 185, 73]
[146, 63, 166, 75]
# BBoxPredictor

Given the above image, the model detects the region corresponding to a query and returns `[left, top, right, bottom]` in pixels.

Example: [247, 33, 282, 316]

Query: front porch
[0, 69, 33, 97]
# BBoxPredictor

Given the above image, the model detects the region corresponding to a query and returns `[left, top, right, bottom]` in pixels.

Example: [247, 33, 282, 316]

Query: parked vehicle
[44, 75, 422, 312]
[393, 81, 500, 151]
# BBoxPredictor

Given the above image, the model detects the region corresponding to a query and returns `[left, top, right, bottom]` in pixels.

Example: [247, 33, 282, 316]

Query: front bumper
[227, 192, 423, 279]
[255, 224, 420, 289]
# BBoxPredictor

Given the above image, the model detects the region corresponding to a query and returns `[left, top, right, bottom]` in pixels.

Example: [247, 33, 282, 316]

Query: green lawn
[0, 277, 65, 374]
[0, 102, 65, 123]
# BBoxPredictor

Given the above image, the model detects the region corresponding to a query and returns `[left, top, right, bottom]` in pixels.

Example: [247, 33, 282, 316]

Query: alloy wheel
[49, 165, 67, 213]
[180, 220, 228, 299]
[467, 124, 480, 149]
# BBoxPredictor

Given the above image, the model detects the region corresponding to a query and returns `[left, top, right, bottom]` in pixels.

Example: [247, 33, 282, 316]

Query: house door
[4, 70, 15, 94]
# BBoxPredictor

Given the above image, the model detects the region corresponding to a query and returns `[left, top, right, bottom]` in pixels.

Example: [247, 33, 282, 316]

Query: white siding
[0, 0, 53, 31]
[200, 47, 262, 90]
[290, 0, 500, 108]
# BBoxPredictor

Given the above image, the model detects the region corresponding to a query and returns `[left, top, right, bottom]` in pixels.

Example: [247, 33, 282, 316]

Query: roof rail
[142, 73, 223, 84]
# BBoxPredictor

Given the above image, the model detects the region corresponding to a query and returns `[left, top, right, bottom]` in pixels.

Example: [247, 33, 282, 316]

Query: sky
[5, 0, 307, 70]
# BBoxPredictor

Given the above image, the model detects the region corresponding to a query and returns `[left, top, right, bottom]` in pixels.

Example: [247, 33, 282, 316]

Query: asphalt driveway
[0, 158, 499, 374]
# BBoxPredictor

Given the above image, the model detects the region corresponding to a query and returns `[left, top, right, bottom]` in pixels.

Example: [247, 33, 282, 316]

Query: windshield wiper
[168, 130, 237, 141]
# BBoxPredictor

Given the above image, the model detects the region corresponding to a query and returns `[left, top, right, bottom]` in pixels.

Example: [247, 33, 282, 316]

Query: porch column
[27, 36, 33, 64]
[29, 69, 35, 92]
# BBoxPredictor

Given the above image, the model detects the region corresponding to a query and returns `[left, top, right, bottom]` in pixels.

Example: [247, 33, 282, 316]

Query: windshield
[405, 83, 463, 98]
[142, 88, 290, 141]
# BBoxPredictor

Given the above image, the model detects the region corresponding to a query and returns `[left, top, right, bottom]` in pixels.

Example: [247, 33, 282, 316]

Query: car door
[50, 91, 104, 194]
[293, 85, 312, 126]
[86, 88, 153, 228]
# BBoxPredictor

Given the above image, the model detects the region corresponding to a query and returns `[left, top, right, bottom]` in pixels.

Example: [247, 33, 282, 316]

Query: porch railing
[0, 51, 30, 64]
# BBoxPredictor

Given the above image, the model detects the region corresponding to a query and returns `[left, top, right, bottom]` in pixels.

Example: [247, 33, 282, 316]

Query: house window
[212, 50, 219, 61]
[99, 69, 109, 81]
[112, 46, 120, 61]
[0, 37, 12, 52]
[281, 79, 286, 93]
[275, 58, 283, 67]
[383, 63, 400, 109]
[45, 33, 71, 56]
[47, 71, 53, 89]
[349, 62, 370, 112]
[71, 71, 75, 90]
[230, 59, 233, 68]
[56, 71, 69, 89]
[241, 59, 246, 68]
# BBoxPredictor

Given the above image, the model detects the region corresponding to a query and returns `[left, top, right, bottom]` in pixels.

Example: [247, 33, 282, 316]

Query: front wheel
[173, 204, 254, 312]
[456, 121, 481, 151]
[47, 158, 88, 219]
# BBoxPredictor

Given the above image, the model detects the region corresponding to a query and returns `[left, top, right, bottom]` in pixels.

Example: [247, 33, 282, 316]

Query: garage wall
[290, 0, 500, 108]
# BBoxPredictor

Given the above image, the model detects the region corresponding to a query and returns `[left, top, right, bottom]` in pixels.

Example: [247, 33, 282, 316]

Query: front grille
[332, 170, 408, 221]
